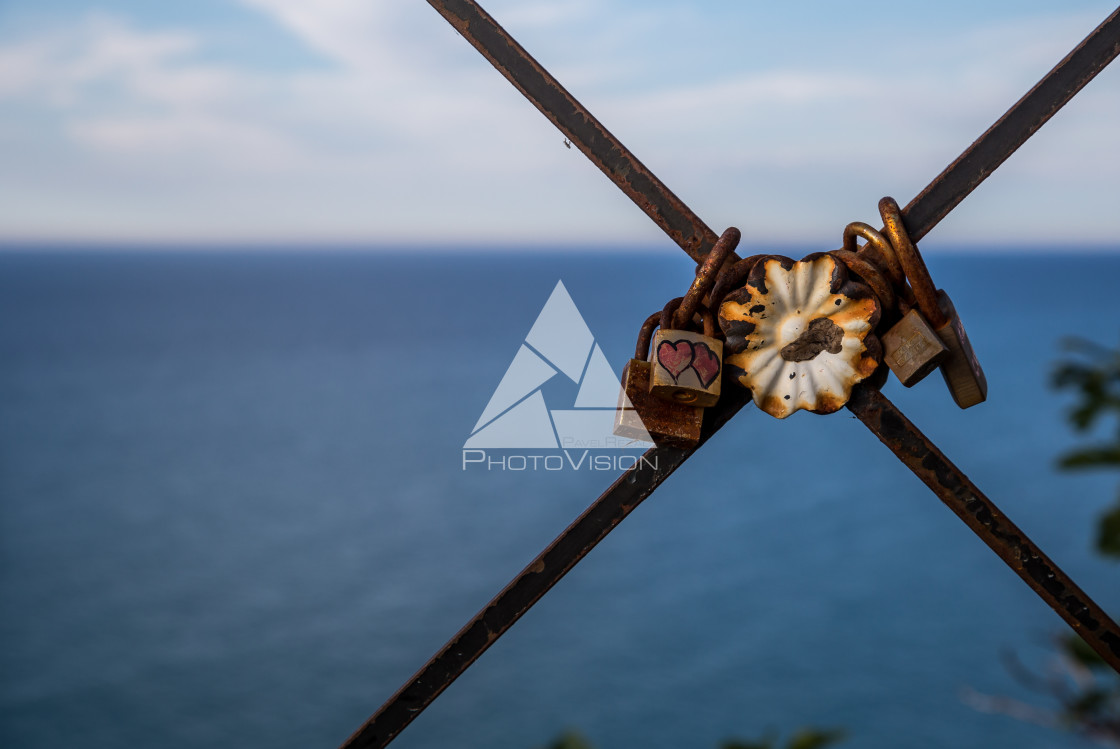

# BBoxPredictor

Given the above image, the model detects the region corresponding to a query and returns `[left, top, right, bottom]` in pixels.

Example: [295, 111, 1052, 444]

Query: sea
[1, 247, 1118, 749]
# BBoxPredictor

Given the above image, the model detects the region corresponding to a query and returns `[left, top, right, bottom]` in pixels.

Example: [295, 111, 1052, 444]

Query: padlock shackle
[635, 311, 661, 360]
[675, 227, 740, 329]
[831, 249, 896, 313]
[660, 296, 684, 333]
[662, 296, 716, 338]
[698, 304, 717, 338]
[843, 222, 905, 289]
[879, 197, 947, 328]
[707, 255, 761, 311]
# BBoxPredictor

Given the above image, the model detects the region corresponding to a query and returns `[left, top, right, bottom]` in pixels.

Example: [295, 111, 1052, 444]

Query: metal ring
[878, 197, 945, 327]
[844, 222, 905, 288]
[698, 304, 717, 338]
[831, 249, 896, 312]
[709, 254, 766, 314]
[660, 297, 684, 332]
[675, 227, 741, 329]
[635, 311, 661, 360]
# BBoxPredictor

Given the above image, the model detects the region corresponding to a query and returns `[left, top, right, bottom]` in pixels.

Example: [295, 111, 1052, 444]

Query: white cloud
[0, 16, 201, 102]
[236, 0, 402, 72]
[493, 0, 595, 30]
[68, 115, 301, 170]
[0, 2, 1115, 244]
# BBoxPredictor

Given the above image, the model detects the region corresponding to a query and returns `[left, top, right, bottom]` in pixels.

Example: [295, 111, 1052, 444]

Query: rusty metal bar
[848, 386, 1120, 672]
[340, 5, 1120, 747]
[341, 391, 753, 749]
[902, 6, 1120, 243]
[425, 0, 719, 262]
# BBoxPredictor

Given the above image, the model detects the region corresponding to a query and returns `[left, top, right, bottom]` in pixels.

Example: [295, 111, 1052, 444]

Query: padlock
[644, 227, 739, 409]
[843, 219, 948, 387]
[614, 311, 703, 447]
[879, 197, 987, 407]
[649, 299, 723, 408]
[881, 305, 948, 387]
[932, 289, 986, 406]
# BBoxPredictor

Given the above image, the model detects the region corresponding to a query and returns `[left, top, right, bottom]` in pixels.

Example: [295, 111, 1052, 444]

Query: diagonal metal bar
[903, 6, 1120, 242]
[848, 386, 1120, 673]
[426, 0, 719, 262]
[340, 5, 1120, 747]
[341, 391, 752, 749]
[430, 1, 1120, 257]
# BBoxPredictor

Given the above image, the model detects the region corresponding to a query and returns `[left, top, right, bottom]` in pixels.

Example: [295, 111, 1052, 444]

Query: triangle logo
[465, 281, 653, 449]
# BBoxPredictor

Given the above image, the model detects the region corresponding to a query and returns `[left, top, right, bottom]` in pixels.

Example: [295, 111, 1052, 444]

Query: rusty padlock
[646, 227, 739, 408]
[649, 299, 723, 407]
[879, 197, 987, 407]
[614, 311, 703, 447]
[844, 220, 947, 387]
[881, 305, 949, 387]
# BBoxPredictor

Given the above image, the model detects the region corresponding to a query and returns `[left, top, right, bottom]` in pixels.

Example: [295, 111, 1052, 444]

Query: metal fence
[342, 5, 1120, 747]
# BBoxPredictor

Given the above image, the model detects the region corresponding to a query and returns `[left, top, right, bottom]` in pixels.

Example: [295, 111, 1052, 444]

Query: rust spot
[780, 318, 843, 362]
[761, 394, 785, 415]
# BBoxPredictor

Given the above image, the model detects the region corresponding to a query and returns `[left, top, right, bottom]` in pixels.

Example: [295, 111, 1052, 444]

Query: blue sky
[0, 1, 1117, 247]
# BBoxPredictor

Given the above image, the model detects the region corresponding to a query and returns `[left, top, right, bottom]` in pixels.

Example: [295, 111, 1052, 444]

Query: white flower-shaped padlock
[718, 253, 882, 418]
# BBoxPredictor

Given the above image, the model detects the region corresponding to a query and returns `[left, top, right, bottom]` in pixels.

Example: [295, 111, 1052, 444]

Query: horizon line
[1, 239, 1119, 255]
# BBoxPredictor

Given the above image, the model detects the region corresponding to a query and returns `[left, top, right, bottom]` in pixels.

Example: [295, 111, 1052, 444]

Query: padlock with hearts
[614, 311, 704, 447]
[644, 227, 740, 408]
[879, 197, 987, 407]
[648, 299, 723, 408]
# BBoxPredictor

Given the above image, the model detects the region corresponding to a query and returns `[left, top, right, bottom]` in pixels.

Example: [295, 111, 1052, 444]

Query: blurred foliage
[1027, 337, 1120, 743]
[1052, 336, 1120, 558]
[966, 336, 1120, 744]
[721, 728, 846, 749]
[1053, 634, 1120, 742]
[539, 730, 595, 749]
[537, 728, 844, 749]
[963, 642, 1120, 745]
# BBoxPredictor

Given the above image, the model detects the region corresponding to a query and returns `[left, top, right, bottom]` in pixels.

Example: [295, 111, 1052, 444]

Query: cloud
[0, 16, 199, 101]
[0, 3, 1116, 244]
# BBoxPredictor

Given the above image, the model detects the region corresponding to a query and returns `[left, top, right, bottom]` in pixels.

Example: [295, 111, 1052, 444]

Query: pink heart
[656, 340, 694, 382]
[692, 342, 721, 388]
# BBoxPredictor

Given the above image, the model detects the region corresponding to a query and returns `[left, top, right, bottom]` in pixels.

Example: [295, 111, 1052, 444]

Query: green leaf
[786, 728, 846, 749]
[1051, 337, 1120, 434]
[1064, 687, 1110, 718]
[1095, 502, 1120, 558]
[1061, 633, 1107, 668]
[1057, 445, 1120, 470]
[541, 731, 595, 749]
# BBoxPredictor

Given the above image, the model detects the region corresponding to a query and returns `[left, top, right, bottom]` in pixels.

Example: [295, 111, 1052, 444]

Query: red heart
[692, 342, 721, 388]
[656, 340, 694, 382]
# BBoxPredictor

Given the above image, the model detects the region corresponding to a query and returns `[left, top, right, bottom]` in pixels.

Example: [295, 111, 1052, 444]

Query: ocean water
[1, 248, 1118, 749]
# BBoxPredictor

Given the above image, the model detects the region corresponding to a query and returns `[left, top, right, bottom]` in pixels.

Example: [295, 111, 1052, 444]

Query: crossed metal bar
[342, 5, 1120, 747]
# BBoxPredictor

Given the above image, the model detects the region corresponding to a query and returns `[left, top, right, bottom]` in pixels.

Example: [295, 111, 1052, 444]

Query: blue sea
[1, 248, 1118, 749]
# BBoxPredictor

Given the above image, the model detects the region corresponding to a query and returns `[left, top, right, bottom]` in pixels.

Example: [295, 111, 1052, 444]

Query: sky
[0, 0, 1117, 249]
